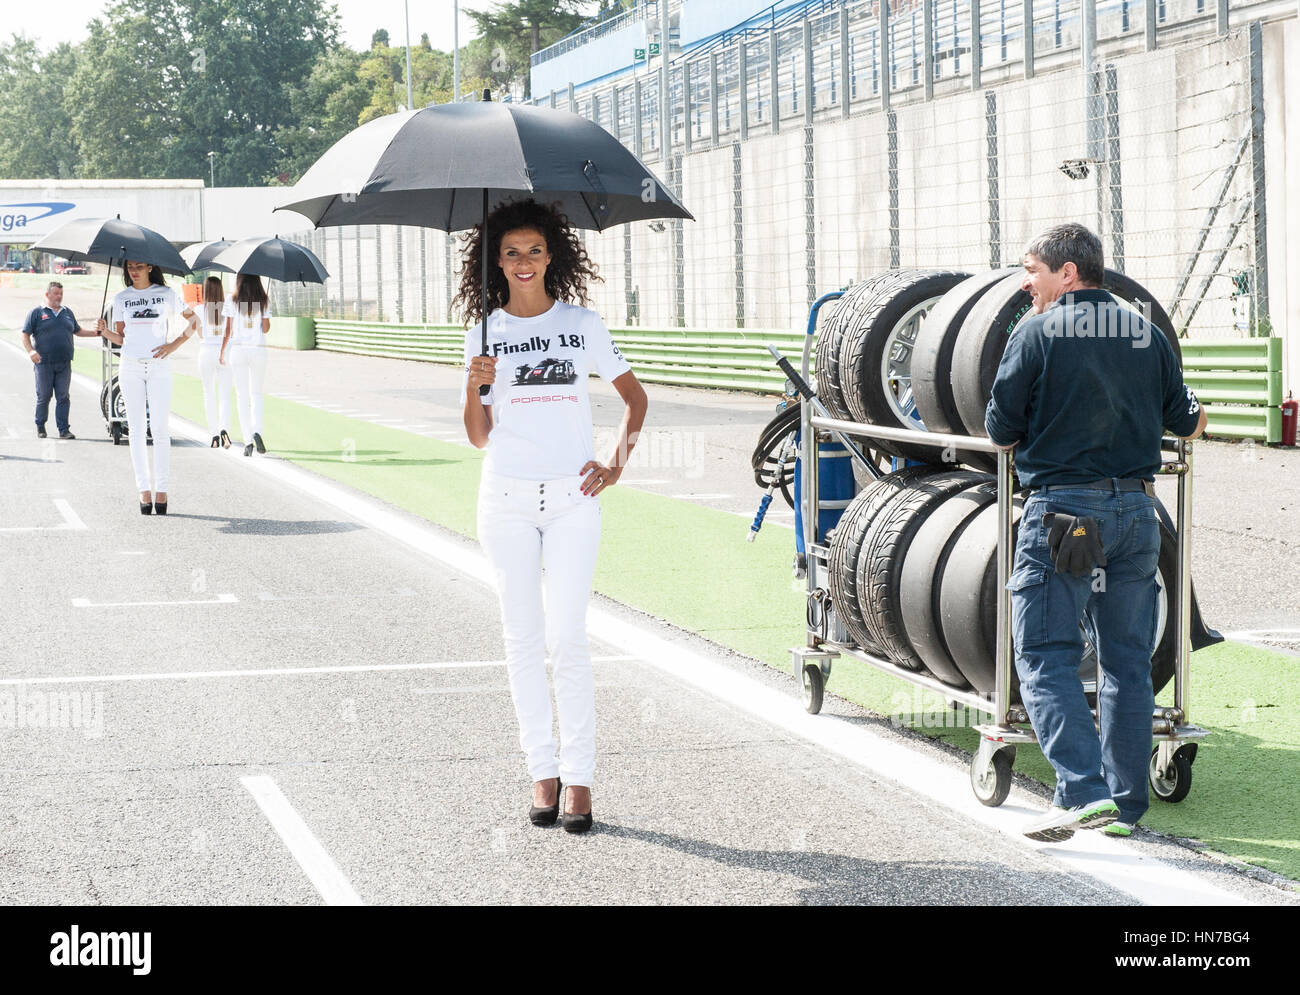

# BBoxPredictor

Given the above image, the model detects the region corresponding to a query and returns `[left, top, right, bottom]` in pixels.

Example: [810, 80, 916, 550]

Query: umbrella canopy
[181, 239, 235, 272]
[30, 217, 190, 275]
[275, 100, 693, 232]
[209, 236, 328, 284]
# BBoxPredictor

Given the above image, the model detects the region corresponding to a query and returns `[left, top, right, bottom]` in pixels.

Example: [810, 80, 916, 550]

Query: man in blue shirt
[985, 224, 1205, 843]
[21, 281, 104, 439]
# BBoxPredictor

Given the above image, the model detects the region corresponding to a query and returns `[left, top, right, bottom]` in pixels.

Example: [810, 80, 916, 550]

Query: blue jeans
[34, 359, 72, 433]
[1010, 485, 1161, 823]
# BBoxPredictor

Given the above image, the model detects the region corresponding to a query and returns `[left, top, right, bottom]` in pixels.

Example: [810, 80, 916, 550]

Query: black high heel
[243, 443, 254, 457]
[210, 435, 220, 448]
[220, 430, 232, 449]
[139, 501, 152, 515]
[253, 432, 266, 454]
[154, 501, 167, 515]
[561, 786, 593, 834]
[528, 778, 562, 827]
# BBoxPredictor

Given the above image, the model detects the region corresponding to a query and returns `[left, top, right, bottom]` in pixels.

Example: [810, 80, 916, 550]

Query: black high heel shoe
[253, 432, 266, 454]
[561, 786, 593, 834]
[139, 500, 152, 515]
[528, 778, 562, 827]
[210, 435, 221, 448]
[154, 501, 167, 515]
[220, 429, 232, 449]
[243, 443, 254, 457]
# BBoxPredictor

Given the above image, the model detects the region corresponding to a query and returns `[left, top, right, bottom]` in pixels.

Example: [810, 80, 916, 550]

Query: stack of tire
[816, 267, 1183, 696]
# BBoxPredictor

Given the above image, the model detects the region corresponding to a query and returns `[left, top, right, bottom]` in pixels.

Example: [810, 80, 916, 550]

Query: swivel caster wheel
[801, 663, 824, 715]
[1149, 743, 1196, 803]
[970, 745, 1016, 807]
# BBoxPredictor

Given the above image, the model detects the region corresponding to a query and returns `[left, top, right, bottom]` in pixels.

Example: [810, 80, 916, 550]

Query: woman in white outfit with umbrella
[460, 199, 648, 833]
[220, 273, 273, 456]
[197, 275, 233, 448]
[100, 260, 199, 514]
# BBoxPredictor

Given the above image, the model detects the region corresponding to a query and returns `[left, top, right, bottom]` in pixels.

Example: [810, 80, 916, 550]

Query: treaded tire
[912, 268, 1019, 470]
[814, 272, 899, 422]
[858, 470, 988, 670]
[950, 268, 1181, 439]
[900, 480, 1000, 688]
[838, 269, 971, 460]
[826, 466, 945, 650]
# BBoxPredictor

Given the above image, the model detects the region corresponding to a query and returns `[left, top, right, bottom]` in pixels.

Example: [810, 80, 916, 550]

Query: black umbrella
[209, 236, 328, 284]
[30, 215, 192, 326]
[275, 92, 692, 376]
[181, 238, 235, 272]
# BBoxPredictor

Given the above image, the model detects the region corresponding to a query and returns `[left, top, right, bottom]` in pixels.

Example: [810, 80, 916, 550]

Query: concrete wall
[0, 180, 203, 244]
[1263, 17, 1297, 403]
[532, 20, 649, 97]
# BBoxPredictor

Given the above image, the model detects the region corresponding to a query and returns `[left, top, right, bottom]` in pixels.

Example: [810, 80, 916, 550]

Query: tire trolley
[772, 291, 1209, 807]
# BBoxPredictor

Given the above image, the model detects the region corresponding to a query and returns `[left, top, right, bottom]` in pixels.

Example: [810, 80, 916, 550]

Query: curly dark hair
[453, 199, 601, 328]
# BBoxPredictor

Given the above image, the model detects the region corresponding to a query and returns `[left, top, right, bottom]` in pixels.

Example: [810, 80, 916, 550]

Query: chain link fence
[274, 0, 1268, 341]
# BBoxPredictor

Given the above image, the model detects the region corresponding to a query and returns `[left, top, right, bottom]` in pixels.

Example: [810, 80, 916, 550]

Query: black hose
[751, 403, 800, 509]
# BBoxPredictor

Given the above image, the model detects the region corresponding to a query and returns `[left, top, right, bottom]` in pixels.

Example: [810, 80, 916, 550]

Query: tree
[0, 37, 82, 178]
[272, 46, 371, 184]
[467, 1, 591, 98]
[371, 28, 390, 49]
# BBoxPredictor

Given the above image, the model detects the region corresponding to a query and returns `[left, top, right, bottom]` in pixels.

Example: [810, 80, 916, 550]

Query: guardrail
[313, 319, 806, 394]
[1182, 337, 1282, 442]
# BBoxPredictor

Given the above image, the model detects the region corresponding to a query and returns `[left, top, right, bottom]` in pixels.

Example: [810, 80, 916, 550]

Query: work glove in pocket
[1042, 513, 1108, 578]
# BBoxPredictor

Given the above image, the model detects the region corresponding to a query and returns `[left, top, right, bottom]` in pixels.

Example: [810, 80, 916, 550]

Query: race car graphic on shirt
[514, 357, 577, 386]
[131, 308, 161, 319]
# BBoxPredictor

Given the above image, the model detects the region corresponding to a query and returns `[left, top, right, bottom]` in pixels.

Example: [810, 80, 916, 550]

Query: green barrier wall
[312, 319, 808, 393]
[305, 320, 1286, 439]
[268, 316, 316, 350]
[1182, 338, 1282, 442]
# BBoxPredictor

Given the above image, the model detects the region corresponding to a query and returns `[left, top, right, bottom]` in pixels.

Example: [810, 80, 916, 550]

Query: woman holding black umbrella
[459, 199, 647, 834]
[219, 273, 273, 457]
[100, 260, 199, 514]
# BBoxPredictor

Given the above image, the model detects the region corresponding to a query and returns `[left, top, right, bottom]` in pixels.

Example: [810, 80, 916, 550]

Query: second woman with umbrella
[460, 199, 648, 833]
[219, 273, 274, 456]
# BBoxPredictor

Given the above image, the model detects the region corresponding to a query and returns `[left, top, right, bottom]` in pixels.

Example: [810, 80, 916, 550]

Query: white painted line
[71, 592, 238, 608]
[0, 498, 88, 533]
[256, 587, 419, 602]
[0, 655, 635, 687]
[220, 452, 1253, 907]
[241, 775, 364, 906]
[1224, 629, 1300, 638]
[119, 551, 148, 556]
[54, 498, 87, 531]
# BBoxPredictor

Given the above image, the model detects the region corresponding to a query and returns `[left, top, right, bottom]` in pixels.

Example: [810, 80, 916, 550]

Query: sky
[2, 0, 480, 53]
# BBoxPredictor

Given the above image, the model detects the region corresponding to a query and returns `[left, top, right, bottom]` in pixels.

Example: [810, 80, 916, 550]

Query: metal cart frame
[781, 293, 1208, 806]
[102, 337, 127, 444]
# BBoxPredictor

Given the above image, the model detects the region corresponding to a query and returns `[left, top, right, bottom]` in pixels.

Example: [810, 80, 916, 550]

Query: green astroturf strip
[72, 349, 1300, 884]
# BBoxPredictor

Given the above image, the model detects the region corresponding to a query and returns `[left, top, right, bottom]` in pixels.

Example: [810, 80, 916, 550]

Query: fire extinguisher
[1283, 392, 1298, 447]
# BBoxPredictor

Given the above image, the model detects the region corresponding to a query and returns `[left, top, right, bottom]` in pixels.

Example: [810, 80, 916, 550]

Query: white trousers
[477, 472, 602, 787]
[230, 344, 267, 443]
[197, 341, 232, 436]
[118, 357, 171, 492]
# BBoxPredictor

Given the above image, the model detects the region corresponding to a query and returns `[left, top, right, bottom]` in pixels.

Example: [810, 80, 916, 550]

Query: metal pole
[986, 90, 1000, 268]
[1082, 0, 1096, 73]
[710, 52, 720, 145]
[453, 0, 460, 101]
[404, 0, 413, 109]
[880, 0, 890, 111]
[739, 41, 750, 139]
[611, 85, 620, 142]
[840, 6, 852, 116]
[1249, 22, 1270, 323]
[1175, 440, 1193, 721]
[337, 227, 344, 318]
[971, 0, 982, 91]
[995, 448, 1014, 726]
[1106, 64, 1125, 272]
[375, 224, 384, 322]
[803, 17, 814, 125]
[1144, 0, 1157, 52]
[733, 142, 745, 327]
[1216, 0, 1228, 34]
[660, 0, 671, 158]
[924, 0, 935, 98]
[395, 226, 404, 322]
[888, 110, 899, 267]
[770, 27, 780, 134]
[805, 124, 815, 308]
[634, 77, 643, 157]
[1083, 0, 1101, 162]
[683, 60, 693, 154]
[1024, 0, 1035, 78]
[568, 81, 576, 114]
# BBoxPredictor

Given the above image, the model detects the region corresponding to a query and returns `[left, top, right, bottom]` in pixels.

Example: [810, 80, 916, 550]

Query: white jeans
[230, 344, 267, 443]
[477, 472, 602, 787]
[197, 341, 232, 436]
[118, 356, 171, 492]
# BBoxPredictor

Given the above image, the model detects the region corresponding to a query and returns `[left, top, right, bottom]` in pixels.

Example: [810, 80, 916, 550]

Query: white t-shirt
[462, 300, 632, 481]
[197, 300, 226, 343]
[111, 284, 191, 360]
[222, 297, 273, 347]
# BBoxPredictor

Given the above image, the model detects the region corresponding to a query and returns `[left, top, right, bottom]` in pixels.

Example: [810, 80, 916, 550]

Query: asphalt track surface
[1, 334, 1296, 906]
